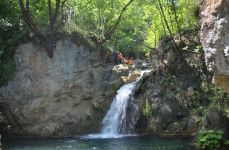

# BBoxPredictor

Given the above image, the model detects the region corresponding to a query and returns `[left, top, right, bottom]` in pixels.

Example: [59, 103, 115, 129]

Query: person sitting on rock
[125, 56, 133, 65]
[112, 50, 118, 65]
[118, 51, 123, 64]
[125, 56, 129, 64]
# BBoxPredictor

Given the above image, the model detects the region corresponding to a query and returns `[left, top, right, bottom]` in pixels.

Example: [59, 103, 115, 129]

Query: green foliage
[63, 0, 199, 58]
[143, 99, 152, 118]
[0, 41, 16, 86]
[0, 0, 24, 86]
[0, 21, 26, 86]
[224, 140, 229, 145]
[197, 129, 224, 150]
[144, 0, 198, 49]
[66, 0, 149, 57]
[1, 0, 199, 60]
[0, 58, 16, 86]
[189, 76, 229, 117]
[0, 0, 20, 26]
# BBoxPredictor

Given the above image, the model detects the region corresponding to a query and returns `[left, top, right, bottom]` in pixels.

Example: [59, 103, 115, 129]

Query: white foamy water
[82, 70, 151, 139]
[101, 82, 137, 136]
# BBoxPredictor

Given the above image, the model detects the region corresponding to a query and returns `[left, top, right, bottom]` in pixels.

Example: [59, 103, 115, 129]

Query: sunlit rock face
[200, 0, 229, 92]
[0, 37, 127, 137]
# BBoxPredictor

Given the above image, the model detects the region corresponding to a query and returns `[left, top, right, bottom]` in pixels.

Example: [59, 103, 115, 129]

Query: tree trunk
[158, 0, 178, 53]
[171, 0, 182, 41]
[18, 0, 61, 58]
[105, 0, 135, 41]
[158, 4, 167, 36]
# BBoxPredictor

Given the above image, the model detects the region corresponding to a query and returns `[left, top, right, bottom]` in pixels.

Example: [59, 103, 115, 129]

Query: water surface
[4, 136, 195, 150]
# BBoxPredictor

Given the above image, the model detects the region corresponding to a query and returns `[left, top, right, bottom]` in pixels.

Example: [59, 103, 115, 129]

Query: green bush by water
[197, 129, 224, 150]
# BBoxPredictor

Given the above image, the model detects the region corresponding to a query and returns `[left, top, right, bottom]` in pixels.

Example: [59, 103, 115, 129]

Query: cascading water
[101, 81, 137, 137]
[83, 70, 150, 139]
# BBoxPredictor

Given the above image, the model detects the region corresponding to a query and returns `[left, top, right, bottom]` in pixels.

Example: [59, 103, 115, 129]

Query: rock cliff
[200, 0, 229, 92]
[134, 69, 200, 136]
[0, 36, 129, 137]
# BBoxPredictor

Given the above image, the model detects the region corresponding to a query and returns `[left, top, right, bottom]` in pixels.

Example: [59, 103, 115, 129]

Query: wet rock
[166, 117, 199, 135]
[112, 64, 129, 76]
[121, 70, 141, 83]
[127, 70, 141, 82]
[134, 59, 143, 69]
[113, 64, 141, 83]
[134, 59, 151, 70]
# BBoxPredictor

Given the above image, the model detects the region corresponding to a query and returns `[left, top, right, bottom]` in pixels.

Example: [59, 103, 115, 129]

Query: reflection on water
[4, 136, 195, 150]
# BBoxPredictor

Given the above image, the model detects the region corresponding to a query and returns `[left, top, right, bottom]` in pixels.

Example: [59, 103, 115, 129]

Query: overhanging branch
[105, 0, 135, 40]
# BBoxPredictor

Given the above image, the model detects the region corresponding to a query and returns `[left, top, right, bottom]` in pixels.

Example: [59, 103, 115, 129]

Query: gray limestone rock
[0, 38, 127, 137]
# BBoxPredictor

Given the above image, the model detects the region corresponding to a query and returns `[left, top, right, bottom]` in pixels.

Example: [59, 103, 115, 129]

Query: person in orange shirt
[128, 57, 133, 65]
[125, 56, 130, 64]
[125, 56, 133, 65]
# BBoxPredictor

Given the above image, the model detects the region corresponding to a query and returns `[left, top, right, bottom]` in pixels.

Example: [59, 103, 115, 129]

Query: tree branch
[18, 0, 62, 58]
[55, 0, 68, 31]
[60, 0, 68, 23]
[171, 0, 182, 41]
[52, 0, 61, 25]
[48, 0, 51, 22]
[26, 0, 29, 11]
[142, 43, 154, 49]
[105, 0, 135, 40]
[18, 0, 46, 40]
[158, 0, 178, 53]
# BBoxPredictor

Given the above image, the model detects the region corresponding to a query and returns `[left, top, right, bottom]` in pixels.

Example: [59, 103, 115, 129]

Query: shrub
[197, 129, 223, 150]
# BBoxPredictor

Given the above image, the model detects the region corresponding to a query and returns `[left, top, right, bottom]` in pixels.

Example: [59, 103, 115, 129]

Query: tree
[158, 0, 178, 52]
[15, 0, 198, 58]
[18, 0, 67, 58]
[144, 0, 198, 51]
[105, 0, 135, 41]
[171, 0, 182, 41]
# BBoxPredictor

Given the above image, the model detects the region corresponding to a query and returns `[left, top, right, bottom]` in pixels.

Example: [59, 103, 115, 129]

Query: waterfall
[83, 70, 150, 139]
[101, 81, 137, 137]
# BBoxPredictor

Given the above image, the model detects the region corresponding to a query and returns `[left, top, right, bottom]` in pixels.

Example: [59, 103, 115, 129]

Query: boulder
[0, 38, 123, 137]
[112, 64, 129, 76]
[166, 117, 199, 135]
[127, 70, 141, 82]
[134, 65, 201, 136]
[134, 59, 151, 70]
[134, 74, 190, 135]
[113, 64, 141, 84]
[120, 70, 141, 84]
[200, 0, 229, 92]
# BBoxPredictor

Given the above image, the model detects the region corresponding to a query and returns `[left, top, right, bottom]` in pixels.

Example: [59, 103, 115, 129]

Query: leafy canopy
[1, 0, 198, 58]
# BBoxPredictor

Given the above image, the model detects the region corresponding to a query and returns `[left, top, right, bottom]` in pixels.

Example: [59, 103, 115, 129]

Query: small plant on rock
[143, 99, 152, 119]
